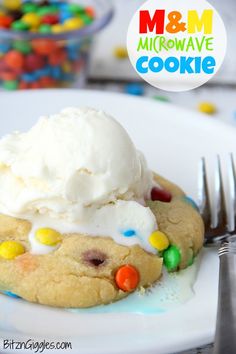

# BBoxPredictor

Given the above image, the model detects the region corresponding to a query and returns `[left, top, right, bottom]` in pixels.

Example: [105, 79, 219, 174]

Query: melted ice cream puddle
[69, 254, 201, 314]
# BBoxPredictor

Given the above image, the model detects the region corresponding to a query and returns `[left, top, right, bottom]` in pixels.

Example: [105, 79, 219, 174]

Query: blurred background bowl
[0, 0, 114, 90]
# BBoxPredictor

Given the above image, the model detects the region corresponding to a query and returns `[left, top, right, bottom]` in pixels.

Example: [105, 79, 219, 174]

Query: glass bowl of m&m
[0, 0, 113, 90]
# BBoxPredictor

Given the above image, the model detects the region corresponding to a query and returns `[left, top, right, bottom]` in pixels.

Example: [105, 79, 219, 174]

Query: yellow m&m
[0, 240, 25, 260]
[22, 13, 41, 29]
[62, 60, 72, 73]
[198, 102, 217, 115]
[35, 228, 62, 246]
[113, 46, 128, 59]
[51, 24, 64, 34]
[149, 231, 169, 251]
[3, 0, 21, 11]
[64, 18, 83, 31]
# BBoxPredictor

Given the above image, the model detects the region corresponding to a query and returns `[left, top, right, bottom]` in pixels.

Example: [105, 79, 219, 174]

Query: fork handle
[213, 240, 236, 354]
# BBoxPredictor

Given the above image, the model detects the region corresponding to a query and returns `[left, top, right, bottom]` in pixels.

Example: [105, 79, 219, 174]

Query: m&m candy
[25, 53, 45, 71]
[4, 49, 24, 69]
[51, 23, 64, 33]
[198, 102, 217, 115]
[163, 245, 181, 271]
[0, 69, 17, 80]
[21, 13, 40, 28]
[22, 2, 38, 14]
[151, 187, 172, 203]
[0, 240, 25, 260]
[115, 264, 140, 292]
[0, 0, 96, 90]
[3, 79, 18, 90]
[149, 230, 169, 251]
[123, 229, 136, 237]
[41, 14, 59, 25]
[0, 15, 13, 28]
[12, 40, 31, 54]
[187, 255, 194, 267]
[64, 17, 83, 31]
[153, 95, 170, 102]
[1, 0, 95, 33]
[3, 0, 21, 11]
[31, 39, 57, 55]
[113, 46, 128, 59]
[183, 196, 199, 211]
[11, 20, 29, 31]
[125, 83, 144, 96]
[35, 228, 62, 246]
[2, 290, 21, 299]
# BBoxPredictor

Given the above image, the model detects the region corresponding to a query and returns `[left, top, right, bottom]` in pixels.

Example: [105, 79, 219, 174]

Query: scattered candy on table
[198, 101, 217, 115]
[115, 264, 140, 292]
[0, 240, 25, 259]
[113, 46, 128, 59]
[124, 83, 144, 96]
[35, 227, 62, 246]
[151, 187, 172, 203]
[149, 230, 169, 251]
[163, 245, 181, 271]
[153, 95, 170, 102]
[0, 0, 96, 90]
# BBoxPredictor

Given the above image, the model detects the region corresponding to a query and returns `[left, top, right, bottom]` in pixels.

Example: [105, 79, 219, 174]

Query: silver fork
[199, 154, 236, 353]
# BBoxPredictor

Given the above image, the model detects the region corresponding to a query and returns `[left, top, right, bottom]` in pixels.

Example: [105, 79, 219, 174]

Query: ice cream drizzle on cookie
[27, 199, 158, 255]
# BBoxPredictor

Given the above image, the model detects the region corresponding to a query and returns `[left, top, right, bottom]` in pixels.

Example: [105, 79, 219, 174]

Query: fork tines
[198, 155, 234, 245]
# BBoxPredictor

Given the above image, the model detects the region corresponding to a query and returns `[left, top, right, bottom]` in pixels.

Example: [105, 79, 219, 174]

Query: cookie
[0, 220, 162, 308]
[0, 174, 204, 308]
[149, 174, 204, 270]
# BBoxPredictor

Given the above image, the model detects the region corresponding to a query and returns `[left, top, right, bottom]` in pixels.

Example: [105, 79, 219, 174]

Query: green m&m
[22, 2, 38, 14]
[38, 24, 52, 33]
[163, 245, 181, 271]
[12, 40, 32, 54]
[68, 3, 84, 15]
[187, 256, 194, 267]
[11, 20, 29, 31]
[3, 80, 18, 90]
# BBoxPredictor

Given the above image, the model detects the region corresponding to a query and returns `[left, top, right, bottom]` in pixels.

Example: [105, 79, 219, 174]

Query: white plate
[0, 89, 235, 354]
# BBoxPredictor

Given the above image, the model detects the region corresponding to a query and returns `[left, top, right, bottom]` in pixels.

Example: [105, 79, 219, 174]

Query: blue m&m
[183, 196, 199, 211]
[2, 290, 21, 299]
[124, 83, 144, 96]
[122, 229, 136, 237]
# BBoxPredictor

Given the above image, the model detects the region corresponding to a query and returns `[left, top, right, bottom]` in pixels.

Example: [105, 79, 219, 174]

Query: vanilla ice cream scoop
[0, 107, 157, 254]
[0, 107, 153, 219]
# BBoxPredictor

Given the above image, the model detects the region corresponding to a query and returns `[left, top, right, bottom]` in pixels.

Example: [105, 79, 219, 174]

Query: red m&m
[25, 53, 45, 71]
[151, 186, 172, 202]
[41, 14, 59, 25]
[0, 15, 13, 28]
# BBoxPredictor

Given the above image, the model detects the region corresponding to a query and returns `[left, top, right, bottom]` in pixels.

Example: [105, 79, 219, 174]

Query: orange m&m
[31, 39, 57, 56]
[4, 50, 24, 69]
[115, 264, 140, 292]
